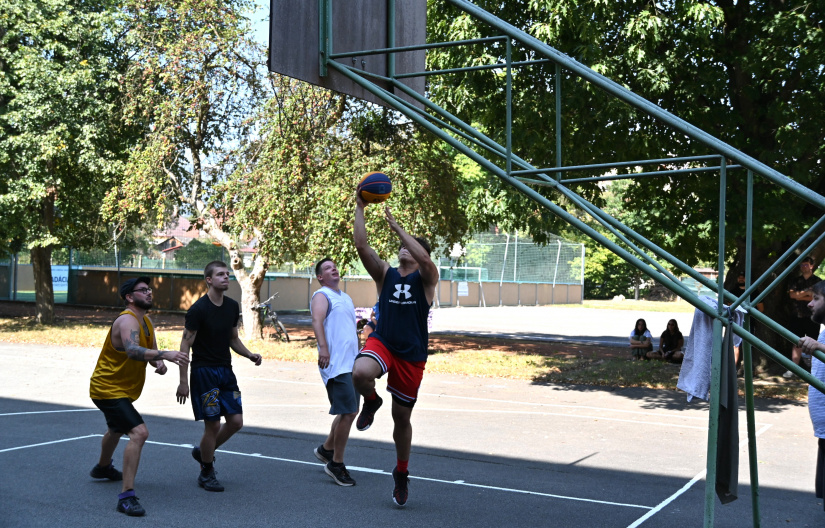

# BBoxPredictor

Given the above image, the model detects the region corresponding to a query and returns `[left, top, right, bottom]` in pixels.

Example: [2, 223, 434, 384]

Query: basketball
[358, 172, 392, 203]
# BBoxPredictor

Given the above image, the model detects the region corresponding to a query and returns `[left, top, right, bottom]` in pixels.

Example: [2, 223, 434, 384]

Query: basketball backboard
[268, 0, 426, 108]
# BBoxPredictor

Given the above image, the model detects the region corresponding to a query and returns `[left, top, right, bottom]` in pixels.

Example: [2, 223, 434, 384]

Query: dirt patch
[0, 301, 628, 359]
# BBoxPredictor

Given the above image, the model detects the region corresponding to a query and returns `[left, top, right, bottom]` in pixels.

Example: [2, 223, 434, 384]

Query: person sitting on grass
[629, 318, 653, 360]
[647, 319, 684, 363]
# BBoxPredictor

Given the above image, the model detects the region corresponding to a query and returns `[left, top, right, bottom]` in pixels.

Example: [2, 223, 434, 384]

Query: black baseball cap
[120, 276, 152, 299]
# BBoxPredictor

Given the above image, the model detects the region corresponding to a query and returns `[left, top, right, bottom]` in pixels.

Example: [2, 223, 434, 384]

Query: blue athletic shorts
[92, 398, 144, 434]
[325, 373, 359, 415]
[190, 366, 243, 421]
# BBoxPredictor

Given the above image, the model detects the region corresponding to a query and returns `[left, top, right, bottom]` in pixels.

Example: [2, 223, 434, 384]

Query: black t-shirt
[791, 274, 821, 319]
[185, 294, 240, 369]
[660, 330, 683, 353]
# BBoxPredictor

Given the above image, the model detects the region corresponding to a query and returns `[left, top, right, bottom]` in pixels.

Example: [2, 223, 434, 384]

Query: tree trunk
[237, 262, 264, 341]
[30, 246, 55, 325]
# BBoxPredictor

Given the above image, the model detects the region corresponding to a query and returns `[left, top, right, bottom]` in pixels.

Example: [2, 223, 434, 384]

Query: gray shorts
[325, 373, 360, 415]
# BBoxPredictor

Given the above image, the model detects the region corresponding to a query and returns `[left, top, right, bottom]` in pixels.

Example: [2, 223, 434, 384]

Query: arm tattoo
[182, 329, 191, 340]
[125, 329, 151, 362]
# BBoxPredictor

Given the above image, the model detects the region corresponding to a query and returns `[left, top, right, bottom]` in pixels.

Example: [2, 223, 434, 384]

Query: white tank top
[311, 286, 359, 384]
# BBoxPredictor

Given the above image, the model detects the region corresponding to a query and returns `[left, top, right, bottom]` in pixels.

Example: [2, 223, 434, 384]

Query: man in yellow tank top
[89, 276, 189, 517]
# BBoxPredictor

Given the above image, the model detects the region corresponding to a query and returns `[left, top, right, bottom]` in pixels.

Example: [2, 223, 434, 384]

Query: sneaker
[783, 370, 795, 379]
[356, 394, 383, 431]
[90, 461, 122, 481]
[392, 467, 409, 507]
[198, 468, 225, 492]
[314, 444, 334, 464]
[116, 494, 146, 517]
[325, 462, 356, 486]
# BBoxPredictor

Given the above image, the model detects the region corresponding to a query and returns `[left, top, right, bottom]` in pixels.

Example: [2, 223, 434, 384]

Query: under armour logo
[393, 284, 411, 299]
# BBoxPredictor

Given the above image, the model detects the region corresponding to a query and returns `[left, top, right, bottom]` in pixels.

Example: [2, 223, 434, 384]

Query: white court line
[139, 440, 652, 511]
[0, 409, 97, 417]
[626, 423, 774, 528]
[0, 434, 101, 453]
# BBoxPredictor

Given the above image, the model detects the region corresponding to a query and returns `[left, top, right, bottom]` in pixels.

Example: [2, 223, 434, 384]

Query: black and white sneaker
[392, 467, 409, 507]
[90, 460, 122, 481]
[314, 444, 334, 464]
[325, 462, 355, 486]
[356, 395, 383, 431]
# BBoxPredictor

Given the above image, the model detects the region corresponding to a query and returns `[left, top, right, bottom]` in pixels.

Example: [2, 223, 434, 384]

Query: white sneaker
[782, 370, 794, 379]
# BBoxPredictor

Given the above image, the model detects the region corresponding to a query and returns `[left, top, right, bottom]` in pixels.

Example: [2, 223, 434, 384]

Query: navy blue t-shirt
[185, 294, 240, 369]
[374, 268, 430, 362]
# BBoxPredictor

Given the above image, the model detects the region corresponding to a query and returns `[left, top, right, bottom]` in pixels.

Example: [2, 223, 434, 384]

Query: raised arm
[354, 191, 389, 287]
[310, 293, 330, 369]
[384, 207, 439, 303]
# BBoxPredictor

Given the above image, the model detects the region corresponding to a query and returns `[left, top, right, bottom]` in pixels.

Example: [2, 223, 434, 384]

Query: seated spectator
[647, 319, 684, 363]
[629, 318, 653, 360]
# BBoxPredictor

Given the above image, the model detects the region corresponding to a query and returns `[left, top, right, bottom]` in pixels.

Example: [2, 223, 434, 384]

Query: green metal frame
[318, 1, 825, 525]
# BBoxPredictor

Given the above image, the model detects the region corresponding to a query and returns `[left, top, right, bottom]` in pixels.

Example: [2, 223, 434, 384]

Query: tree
[107, 1, 468, 339]
[427, 0, 825, 370]
[0, 0, 133, 323]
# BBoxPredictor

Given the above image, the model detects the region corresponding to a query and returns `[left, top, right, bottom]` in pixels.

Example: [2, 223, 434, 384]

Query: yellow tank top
[89, 310, 154, 401]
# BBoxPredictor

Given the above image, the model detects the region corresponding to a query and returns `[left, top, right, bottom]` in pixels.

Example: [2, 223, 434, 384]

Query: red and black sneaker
[392, 467, 409, 507]
[356, 394, 383, 431]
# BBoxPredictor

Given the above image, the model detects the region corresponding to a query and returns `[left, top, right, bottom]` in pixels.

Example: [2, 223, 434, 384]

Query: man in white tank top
[310, 258, 360, 486]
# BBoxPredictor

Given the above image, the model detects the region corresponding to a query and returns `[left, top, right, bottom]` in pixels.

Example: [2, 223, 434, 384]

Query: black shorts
[325, 373, 359, 415]
[92, 398, 144, 434]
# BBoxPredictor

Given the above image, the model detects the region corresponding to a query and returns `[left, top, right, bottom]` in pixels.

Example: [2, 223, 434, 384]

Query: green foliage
[426, 0, 825, 275]
[173, 239, 223, 270]
[0, 0, 132, 254]
[225, 77, 469, 272]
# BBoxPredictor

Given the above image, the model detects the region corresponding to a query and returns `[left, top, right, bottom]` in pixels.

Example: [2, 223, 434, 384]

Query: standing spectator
[787, 257, 821, 378]
[647, 319, 684, 363]
[176, 261, 262, 492]
[311, 257, 361, 486]
[89, 277, 189, 516]
[629, 318, 653, 360]
[796, 280, 825, 511]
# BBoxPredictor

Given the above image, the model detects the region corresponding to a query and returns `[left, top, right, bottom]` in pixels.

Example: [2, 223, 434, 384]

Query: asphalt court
[1, 342, 822, 527]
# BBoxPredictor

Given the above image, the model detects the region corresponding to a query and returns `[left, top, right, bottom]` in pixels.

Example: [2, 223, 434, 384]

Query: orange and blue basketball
[358, 171, 392, 203]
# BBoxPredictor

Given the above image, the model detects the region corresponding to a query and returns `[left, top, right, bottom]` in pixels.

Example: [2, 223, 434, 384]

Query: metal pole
[744, 169, 761, 526]
[499, 234, 509, 306]
[12, 253, 18, 301]
[555, 63, 561, 180]
[580, 245, 585, 303]
[553, 239, 561, 290]
[506, 38, 512, 176]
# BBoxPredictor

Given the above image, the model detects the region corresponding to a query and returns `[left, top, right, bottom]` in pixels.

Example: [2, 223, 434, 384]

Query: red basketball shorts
[359, 336, 426, 406]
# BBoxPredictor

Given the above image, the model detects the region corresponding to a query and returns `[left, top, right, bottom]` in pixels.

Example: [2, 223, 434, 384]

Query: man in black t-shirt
[176, 261, 262, 492]
[787, 257, 821, 378]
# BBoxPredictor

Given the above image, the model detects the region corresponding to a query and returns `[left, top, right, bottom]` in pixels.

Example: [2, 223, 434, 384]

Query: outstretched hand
[385, 206, 401, 234]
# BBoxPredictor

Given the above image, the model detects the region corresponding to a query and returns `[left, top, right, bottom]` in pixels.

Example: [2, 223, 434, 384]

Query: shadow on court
[2, 396, 822, 528]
